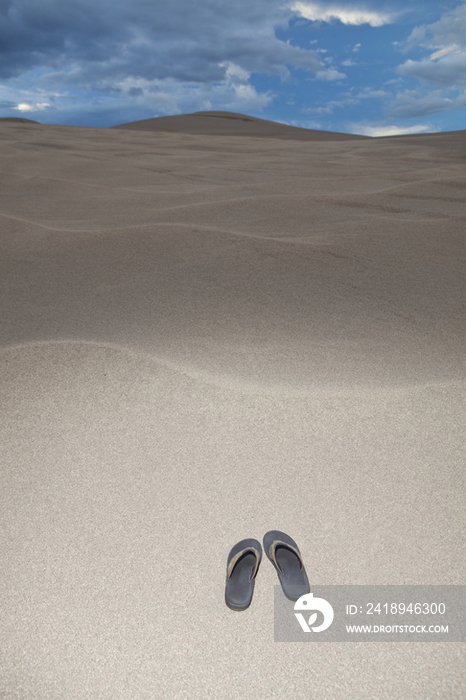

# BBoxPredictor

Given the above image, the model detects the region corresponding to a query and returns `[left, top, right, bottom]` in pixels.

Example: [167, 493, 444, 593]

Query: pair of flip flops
[225, 530, 310, 611]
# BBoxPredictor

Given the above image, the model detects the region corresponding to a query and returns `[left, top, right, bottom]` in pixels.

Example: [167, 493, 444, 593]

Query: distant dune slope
[382, 128, 466, 156]
[110, 110, 368, 141]
[0, 117, 39, 124]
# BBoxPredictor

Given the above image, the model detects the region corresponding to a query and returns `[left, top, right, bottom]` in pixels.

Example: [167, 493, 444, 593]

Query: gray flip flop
[263, 530, 310, 601]
[225, 538, 262, 611]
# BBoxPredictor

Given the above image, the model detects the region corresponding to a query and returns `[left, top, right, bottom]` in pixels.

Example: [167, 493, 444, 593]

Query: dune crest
[110, 109, 368, 140]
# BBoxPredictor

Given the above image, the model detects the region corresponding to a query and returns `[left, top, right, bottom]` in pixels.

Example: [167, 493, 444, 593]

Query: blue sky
[0, 0, 465, 135]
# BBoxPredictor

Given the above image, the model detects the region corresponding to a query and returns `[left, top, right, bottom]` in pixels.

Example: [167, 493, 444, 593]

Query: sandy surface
[1, 114, 465, 699]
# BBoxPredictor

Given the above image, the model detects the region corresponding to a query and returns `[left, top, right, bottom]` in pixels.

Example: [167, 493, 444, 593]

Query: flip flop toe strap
[268, 540, 304, 574]
[227, 546, 261, 582]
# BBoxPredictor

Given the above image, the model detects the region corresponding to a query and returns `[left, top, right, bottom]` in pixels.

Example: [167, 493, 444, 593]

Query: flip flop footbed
[225, 539, 262, 611]
[263, 530, 310, 601]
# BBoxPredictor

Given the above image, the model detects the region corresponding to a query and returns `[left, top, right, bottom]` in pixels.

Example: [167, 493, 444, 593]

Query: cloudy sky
[0, 0, 465, 135]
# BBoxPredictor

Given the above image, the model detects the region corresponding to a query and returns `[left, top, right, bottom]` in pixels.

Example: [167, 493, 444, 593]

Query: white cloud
[357, 88, 389, 98]
[342, 59, 356, 66]
[14, 102, 50, 112]
[14, 103, 35, 112]
[404, 3, 466, 52]
[304, 103, 335, 114]
[397, 50, 466, 88]
[429, 45, 459, 61]
[303, 97, 358, 114]
[113, 64, 274, 116]
[402, 25, 426, 52]
[389, 4, 466, 120]
[387, 88, 466, 118]
[397, 4, 466, 88]
[219, 62, 273, 109]
[353, 124, 432, 137]
[316, 68, 347, 80]
[220, 62, 251, 83]
[290, 2, 393, 27]
[229, 82, 273, 108]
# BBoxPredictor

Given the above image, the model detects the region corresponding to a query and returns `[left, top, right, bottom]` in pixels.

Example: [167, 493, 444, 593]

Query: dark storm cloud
[0, 0, 321, 83]
[0, 0, 124, 76]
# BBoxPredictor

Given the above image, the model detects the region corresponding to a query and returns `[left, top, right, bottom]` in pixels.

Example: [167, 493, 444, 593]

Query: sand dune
[1, 114, 465, 699]
[0, 117, 40, 124]
[111, 110, 368, 140]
